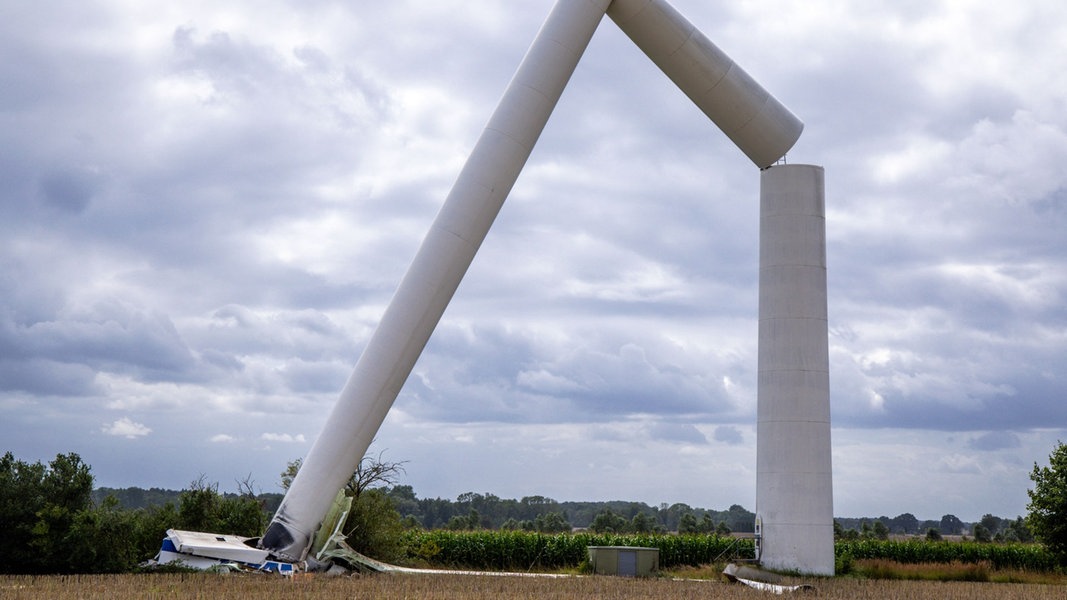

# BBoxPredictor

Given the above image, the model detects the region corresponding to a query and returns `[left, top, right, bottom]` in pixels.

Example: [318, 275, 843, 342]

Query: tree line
[833, 513, 1032, 543]
[8, 440, 1067, 574]
[100, 454, 760, 534]
[381, 486, 757, 534]
[0, 452, 265, 574]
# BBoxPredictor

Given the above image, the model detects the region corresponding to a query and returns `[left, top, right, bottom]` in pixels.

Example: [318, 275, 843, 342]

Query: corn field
[400, 531, 1061, 573]
[836, 539, 1058, 572]
[401, 530, 753, 570]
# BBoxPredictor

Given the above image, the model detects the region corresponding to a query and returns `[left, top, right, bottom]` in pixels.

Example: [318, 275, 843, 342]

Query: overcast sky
[3, 0, 1066, 523]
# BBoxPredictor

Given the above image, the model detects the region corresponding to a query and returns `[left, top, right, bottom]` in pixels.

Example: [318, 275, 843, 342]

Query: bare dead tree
[281, 450, 407, 498]
[346, 449, 408, 499]
[235, 473, 259, 498]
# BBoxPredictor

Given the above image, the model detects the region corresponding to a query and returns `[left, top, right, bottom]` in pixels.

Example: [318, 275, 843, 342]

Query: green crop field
[400, 530, 753, 570]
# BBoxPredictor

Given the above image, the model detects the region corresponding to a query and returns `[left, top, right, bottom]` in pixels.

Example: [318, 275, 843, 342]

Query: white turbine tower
[757, 164, 833, 574]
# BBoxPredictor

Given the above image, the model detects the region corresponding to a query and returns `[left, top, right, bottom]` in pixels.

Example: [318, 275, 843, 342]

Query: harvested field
[1, 572, 1065, 599]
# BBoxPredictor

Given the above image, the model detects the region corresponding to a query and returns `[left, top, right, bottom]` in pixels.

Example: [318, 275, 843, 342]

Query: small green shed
[586, 546, 659, 577]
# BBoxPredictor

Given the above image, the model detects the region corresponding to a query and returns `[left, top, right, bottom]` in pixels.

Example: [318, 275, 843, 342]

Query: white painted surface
[166, 529, 270, 564]
[755, 164, 834, 575]
[607, 0, 803, 167]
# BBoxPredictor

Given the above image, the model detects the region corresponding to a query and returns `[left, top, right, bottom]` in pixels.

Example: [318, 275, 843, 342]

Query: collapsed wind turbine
[159, 0, 833, 576]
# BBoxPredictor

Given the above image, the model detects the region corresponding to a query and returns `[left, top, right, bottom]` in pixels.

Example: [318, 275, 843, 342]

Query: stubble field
[1, 572, 1065, 599]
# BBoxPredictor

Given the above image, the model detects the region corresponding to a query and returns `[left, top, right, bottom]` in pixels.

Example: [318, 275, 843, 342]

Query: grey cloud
[27, 301, 195, 378]
[0, 359, 99, 396]
[648, 422, 708, 445]
[398, 322, 737, 425]
[968, 431, 1022, 452]
[198, 349, 244, 373]
[278, 359, 350, 395]
[713, 425, 744, 445]
[0, 298, 196, 388]
[38, 166, 103, 213]
[833, 364, 1067, 432]
[553, 343, 730, 419]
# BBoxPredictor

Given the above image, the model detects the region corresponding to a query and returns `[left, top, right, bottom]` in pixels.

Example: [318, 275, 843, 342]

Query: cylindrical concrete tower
[756, 164, 834, 575]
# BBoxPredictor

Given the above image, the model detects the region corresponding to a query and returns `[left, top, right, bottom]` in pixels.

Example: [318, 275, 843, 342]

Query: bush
[1028, 441, 1067, 562]
[344, 488, 405, 562]
[0, 452, 94, 573]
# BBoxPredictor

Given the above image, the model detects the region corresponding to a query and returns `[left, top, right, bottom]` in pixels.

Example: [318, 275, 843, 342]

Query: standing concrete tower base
[755, 164, 834, 575]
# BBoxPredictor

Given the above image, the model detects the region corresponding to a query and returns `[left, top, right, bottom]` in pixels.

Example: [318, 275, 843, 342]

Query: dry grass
[852, 558, 1067, 585]
[854, 558, 993, 581]
[2, 572, 1066, 599]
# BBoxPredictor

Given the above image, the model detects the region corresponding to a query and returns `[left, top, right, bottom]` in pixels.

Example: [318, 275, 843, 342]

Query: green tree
[0, 452, 47, 569]
[861, 520, 889, 540]
[280, 458, 301, 491]
[175, 476, 267, 537]
[939, 514, 964, 535]
[132, 501, 180, 561]
[34, 453, 95, 571]
[67, 496, 143, 573]
[466, 508, 483, 529]
[590, 509, 630, 533]
[446, 514, 473, 530]
[534, 511, 571, 533]
[1001, 516, 1034, 543]
[0, 452, 95, 573]
[721, 504, 756, 533]
[631, 511, 655, 533]
[385, 484, 421, 524]
[833, 520, 858, 541]
[177, 476, 221, 533]
[978, 513, 1003, 537]
[890, 513, 919, 535]
[216, 478, 267, 537]
[343, 488, 405, 562]
[678, 513, 699, 534]
[872, 521, 889, 540]
[1028, 441, 1067, 560]
[925, 528, 942, 542]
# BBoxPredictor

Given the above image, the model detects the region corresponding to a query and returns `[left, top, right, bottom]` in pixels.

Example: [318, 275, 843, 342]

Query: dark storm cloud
[0, 298, 196, 385]
[0, 359, 99, 397]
